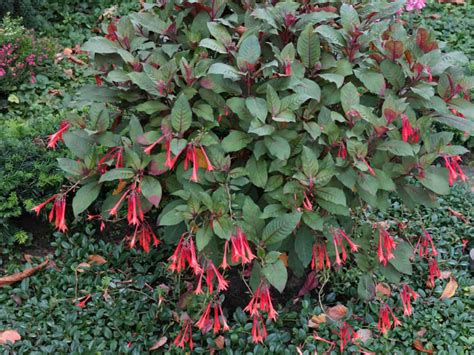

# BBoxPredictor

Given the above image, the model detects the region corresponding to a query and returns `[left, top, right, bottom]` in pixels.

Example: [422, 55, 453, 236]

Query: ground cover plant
[27, 0, 474, 351]
[0, 185, 472, 353]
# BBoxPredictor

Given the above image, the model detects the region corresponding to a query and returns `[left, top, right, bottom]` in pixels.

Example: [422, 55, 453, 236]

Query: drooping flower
[251, 314, 267, 343]
[196, 301, 230, 334]
[401, 114, 420, 143]
[195, 302, 212, 332]
[332, 228, 359, 266]
[339, 322, 358, 353]
[173, 320, 194, 350]
[37, 194, 68, 232]
[195, 259, 228, 294]
[361, 158, 376, 176]
[129, 223, 160, 253]
[415, 229, 437, 258]
[76, 294, 91, 308]
[337, 142, 347, 159]
[427, 258, 441, 287]
[168, 234, 202, 275]
[405, 0, 426, 12]
[377, 303, 401, 334]
[32, 194, 57, 216]
[400, 284, 418, 316]
[228, 227, 255, 266]
[443, 156, 467, 186]
[377, 226, 397, 266]
[311, 242, 331, 271]
[47, 121, 70, 149]
[127, 186, 144, 226]
[244, 283, 278, 321]
[302, 192, 313, 211]
[98, 147, 124, 170]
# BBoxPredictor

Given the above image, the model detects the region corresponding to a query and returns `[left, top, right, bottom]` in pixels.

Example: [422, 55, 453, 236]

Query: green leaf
[199, 38, 227, 54]
[62, 131, 93, 159]
[57, 158, 83, 176]
[82, 37, 120, 53]
[357, 274, 375, 301]
[303, 122, 321, 140]
[222, 131, 252, 152]
[128, 72, 161, 96]
[73, 182, 101, 217]
[263, 212, 302, 244]
[246, 97, 268, 123]
[340, 82, 359, 115]
[377, 140, 414, 156]
[140, 176, 162, 207]
[266, 85, 281, 116]
[246, 157, 268, 188]
[171, 94, 192, 133]
[238, 35, 261, 64]
[262, 260, 287, 293]
[297, 25, 320, 68]
[389, 241, 413, 275]
[265, 136, 291, 161]
[295, 226, 313, 267]
[319, 73, 344, 88]
[316, 187, 346, 206]
[418, 167, 450, 195]
[196, 223, 213, 251]
[208, 63, 242, 81]
[99, 168, 135, 182]
[340, 4, 360, 31]
[301, 146, 319, 177]
[355, 70, 386, 95]
[380, 60, 405, 89]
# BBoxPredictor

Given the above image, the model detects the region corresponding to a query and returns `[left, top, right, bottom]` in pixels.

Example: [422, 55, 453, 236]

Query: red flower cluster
[221, 228, 255, 268]
[129, 223, 160, 253]
[32, 194, 68, 232]
[377, 227, 396, 266]
[443, 155, 467, 186]
[400, 284, 418, 316]
[251, 314, 268, 344]
[168, 234, 202, 275]
[244, 283, 278, 322]
[427, 258, 441, 287]
[377, 303, 401, 334]
[195, 301, 230, 334]
[401, 114, 420, 143]
[337, 141, 348, 159]
[311, 242, 331, 271]
[331, 228, 359, 266]
[339, 322, 358, 353]
[173, 320, 194, 350]
[416, 229, 437, 257]
[195, 260, 228, 294]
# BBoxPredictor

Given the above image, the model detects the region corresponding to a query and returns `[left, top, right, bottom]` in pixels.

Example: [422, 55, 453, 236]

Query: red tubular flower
[200, 145, 214, 171]
[416, 229, 437, 257]
[427, 258, 441, 287]
[195, 303, 212, 332]
[244, 283, 278, 321]
[377, 227, 396, 266]
[377, 303, 401, 334]
[173, 320, 193, 350]
[47, 195, 68, 232]
[196, 301, 230, 334]
[168, 234, 202, 275]
[127, 187, 144, 226]
[332, 228, 359, 266]
[283, 60, 291, 76]
[205, 260, 229, 293]
[311, 242, 331, 271]
[47, 121, 70, 150]
[143, 135, 165, 155]
[339, 322, 358, 353]
[444, 156, 467, 186]
[108, 189, 130, 217]
[230, 228, 255, 265]
[400, 284, 418, 316]
[362, 158, 376, 176]
[32, 194, 57, 216]
[337, 142, 347, 159]
[76, 294, 91, 308]
[251, 314, 267, 344]
[401, 114, 419, 143]
[130, 223, 160, 253]
[302, 192, 313, 211]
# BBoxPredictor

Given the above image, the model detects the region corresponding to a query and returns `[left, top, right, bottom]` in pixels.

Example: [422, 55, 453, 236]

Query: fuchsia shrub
[34, 0, 473, 349]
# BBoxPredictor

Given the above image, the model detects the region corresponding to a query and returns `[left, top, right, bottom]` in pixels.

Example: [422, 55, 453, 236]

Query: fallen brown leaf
[0, 258, 49, 287]
[63, 47, 73, 56]
[279, 253, 288, 267]
[214, 335, 225, 349]
[88, 255, 107, 265]
[0, 330, 21, 345]
[326, 304, 347, 320]
[439, 277, 458, 300]
[23, 254, 34, 264]
[308, 314, 327, 328]
[416, 328, 427, 337]
[149, 336, 167, 351]
[375, 283, 391, 297]
[439, 271, 452, 279]
[413, 339, 434, 353]
[76, 262, 91, 273]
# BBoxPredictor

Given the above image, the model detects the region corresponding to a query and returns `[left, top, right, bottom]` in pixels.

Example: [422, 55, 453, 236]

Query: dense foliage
[1, 185, 472, 353]
[31, 0, 474, 349]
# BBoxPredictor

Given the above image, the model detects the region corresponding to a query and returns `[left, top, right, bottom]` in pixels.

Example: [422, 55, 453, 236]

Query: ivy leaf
[263, 212, 302, 244]
[262, 260, 287, 293]
[73, 182, 101, 217]
[140, 176, 162, 207]
[297, 25, 320, 68]
[171, 94, 192, 133]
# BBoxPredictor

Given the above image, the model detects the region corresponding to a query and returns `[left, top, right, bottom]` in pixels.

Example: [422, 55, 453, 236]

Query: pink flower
[406, 0, 426, 12]
[0, 68, 6, 77]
